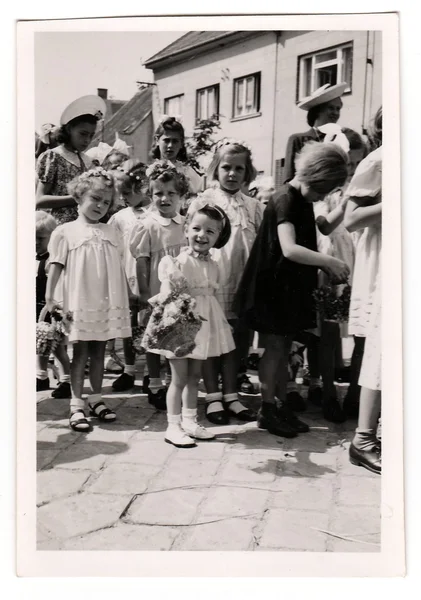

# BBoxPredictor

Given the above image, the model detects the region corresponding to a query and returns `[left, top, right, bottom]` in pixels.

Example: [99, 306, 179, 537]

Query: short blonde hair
[36, 210, 57, 234]
[67, 167, 117, 211]
[295, 142, 348, 194]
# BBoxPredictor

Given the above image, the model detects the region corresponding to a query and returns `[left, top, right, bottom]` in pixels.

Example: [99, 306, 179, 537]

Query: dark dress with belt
[283, 128, 326, 183]
[233, 184, 318, 336]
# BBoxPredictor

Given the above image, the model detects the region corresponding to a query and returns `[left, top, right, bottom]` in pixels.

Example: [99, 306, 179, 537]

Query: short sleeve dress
[347, 147, 382, 338]
[108, 205, 149, 294]
[129, 212, 186, 297]
[146, 248, 236, 360]
[188, 187, 265, 320]
[36, 145, 92, 225]
[233, 184, 318, 335]
[47, 220, 131, 342]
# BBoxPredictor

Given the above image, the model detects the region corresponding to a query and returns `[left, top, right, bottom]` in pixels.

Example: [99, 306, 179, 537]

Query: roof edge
[144, 31, 258, 70]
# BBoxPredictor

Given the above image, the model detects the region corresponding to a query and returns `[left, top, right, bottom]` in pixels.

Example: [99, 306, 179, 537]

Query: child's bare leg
[221, 351, 255, 420]
[69, 342, 90, 430]
[203, 356, 226, 424]
[165, 359, 195, 447]
[87, 341, 116, 421]
[182, 359, 214, 440]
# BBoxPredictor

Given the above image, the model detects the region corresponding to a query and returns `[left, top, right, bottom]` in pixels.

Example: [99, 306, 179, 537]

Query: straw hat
[60, 95, 107, 126]
[297, 83, 347, 111]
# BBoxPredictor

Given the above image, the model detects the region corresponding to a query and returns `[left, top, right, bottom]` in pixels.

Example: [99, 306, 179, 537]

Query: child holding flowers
[142, 204, 234, 447]
[187, 139, 264, 425]
[45, 167, 132, 432]
[129, 161, 187, 410]
[234, 142, 350, 438]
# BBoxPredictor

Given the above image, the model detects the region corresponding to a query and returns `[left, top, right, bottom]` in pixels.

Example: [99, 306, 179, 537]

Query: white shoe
[182, 419, 216, 440]
[165, 425, 196, 448]
[105, 356, 123, 373]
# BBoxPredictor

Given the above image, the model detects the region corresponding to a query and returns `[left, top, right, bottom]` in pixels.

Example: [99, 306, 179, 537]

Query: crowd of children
[35, 89, 382, 474]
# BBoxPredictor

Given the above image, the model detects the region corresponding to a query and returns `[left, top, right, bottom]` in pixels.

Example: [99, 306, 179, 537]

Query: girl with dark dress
[233, 142, 350, 438]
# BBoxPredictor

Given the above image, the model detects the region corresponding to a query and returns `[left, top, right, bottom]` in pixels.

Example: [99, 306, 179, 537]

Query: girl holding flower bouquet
[142, 204, 234, 448]
[129, 161, 188, 410]
[45, 167, 132, 432]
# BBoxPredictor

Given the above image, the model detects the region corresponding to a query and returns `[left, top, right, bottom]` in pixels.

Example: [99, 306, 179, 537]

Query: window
[233, 72, 261, 118]
[196, 85, 219, 121]
[298, 43, 353, 100]
[163, 94, 184, 117]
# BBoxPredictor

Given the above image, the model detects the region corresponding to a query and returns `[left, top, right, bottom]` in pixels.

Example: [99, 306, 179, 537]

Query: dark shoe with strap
[349, 442, 381, 474]
[308, 386, 323, 406]
[51, 381, 71, 398]
[147, 388, 167, 411]
[225, 399, 256, 422]
[205, 400, 229, 425]
[237, 373, 258, 395]
[36, 378, 50, 392]
[112, 372, 135, 392]
[69, 410, 91, 432]
[278, 402, 310, 433]
[322, 397, 347, 423]
[89, 401, 117, 422]
[257, 403, 298, 438]
[285, 390, 307, 412]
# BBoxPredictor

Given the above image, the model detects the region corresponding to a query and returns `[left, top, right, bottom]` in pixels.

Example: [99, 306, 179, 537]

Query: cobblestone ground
[37, 357, 381, 552]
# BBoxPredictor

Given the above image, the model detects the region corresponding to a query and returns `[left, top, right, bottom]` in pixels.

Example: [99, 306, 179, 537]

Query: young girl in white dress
[188, 139, 264, 425]
[344, 107, 382, 475]
[108, 160, 150, 392]
[45, 167, 132, 432]
[143, 204, 235, 448]
[129, 161, 188, 410]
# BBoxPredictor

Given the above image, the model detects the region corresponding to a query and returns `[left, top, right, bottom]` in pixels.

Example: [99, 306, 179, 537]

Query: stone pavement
[37, 363, 381, 552]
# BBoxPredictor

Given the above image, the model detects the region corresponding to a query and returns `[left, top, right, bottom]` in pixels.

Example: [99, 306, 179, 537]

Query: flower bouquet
[36, 308, 73, 357]
[313, 283, 351, 323]
[142, 280, 205, 358]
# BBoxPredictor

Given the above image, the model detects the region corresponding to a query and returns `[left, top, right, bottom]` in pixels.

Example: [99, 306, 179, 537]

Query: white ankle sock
[88, 393, 102, 407]
[70, 397, 85, 413]
[167, 413, 181, 426]
[59, 375, 70, 383]
[182, 407, 197, 422]
[37, 370, 48, 380]
[205, 392, 223, 415]
[124, 364, 135, 376]
[223, 392, 247, 414]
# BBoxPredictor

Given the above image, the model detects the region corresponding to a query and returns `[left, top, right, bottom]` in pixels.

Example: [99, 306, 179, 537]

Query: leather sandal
[69, 410, 91, 432]
[89, 401, 117, 422]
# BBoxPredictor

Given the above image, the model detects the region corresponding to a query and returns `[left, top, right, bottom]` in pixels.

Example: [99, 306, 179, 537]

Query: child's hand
[44, 298, 61, 314]
[323, 257, 350, 284]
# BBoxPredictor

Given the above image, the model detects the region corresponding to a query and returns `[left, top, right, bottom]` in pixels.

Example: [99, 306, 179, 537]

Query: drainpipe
[362, 31, 370, 135]
[270, 31, 280, 176]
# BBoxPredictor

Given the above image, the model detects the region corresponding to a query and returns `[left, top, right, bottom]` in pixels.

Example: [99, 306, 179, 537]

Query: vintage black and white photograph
[16, 13, 403, 576]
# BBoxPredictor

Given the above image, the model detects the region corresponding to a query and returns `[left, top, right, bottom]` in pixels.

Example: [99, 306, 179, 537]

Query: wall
[151, 32, 278, 174]
[273, 30, 383, 172]
[119, 113, 154, 164]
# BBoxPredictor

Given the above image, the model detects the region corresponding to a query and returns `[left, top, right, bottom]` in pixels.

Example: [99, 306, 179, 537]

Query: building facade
[145, 30, 382, 186]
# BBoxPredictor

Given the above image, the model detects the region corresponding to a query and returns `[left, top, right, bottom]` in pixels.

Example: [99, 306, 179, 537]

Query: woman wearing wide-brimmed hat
[283, 82, 347, 184]
[36, 95, 106, 225]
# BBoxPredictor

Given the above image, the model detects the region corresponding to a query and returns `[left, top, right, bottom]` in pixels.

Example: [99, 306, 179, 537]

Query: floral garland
[36, 309, 73, 357]
[214, 137, 253, 159]
[78, 166, 114, 186]
[313, 283, 352, 323]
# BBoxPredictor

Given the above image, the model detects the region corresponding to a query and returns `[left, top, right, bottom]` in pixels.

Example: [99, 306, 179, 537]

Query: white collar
[54, 145, 91, 169]
[149, 212, 184, 226]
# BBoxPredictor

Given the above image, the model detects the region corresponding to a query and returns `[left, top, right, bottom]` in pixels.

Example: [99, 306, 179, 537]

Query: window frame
[297, 42, 353, 102]
[232, 72, 261, 119]
[195, 84, 220, 122]
[163, 93, 184, 117]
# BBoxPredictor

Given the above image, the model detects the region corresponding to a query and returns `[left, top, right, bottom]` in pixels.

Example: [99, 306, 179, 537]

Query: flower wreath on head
[78, 166, 114, 186]
[214, 137, 253, 159]
[146, 159, 180, 180]
[116, 163, 147, 183]
[157, 113, 183, 126]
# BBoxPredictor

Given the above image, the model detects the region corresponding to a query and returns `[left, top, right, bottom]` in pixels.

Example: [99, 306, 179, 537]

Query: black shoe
[224, 399, 256, 422]
[322, 397, 347, 423]
[334, 366, 351, 384]
[206, 400, 229, 425]
[237, 373, 257, 395]
[142, 375, 150, 393]
[343, 393, 360, 418]
[308, 386, 323, 406]
[257, 403, 298, 438]
[148, 388, 167, 411]
[285, 390, 307, 412]
[51, 381, 71, 398]
[36, 378, 50, 392]
[112, 372, 135, 392]
[278, 403, 310, 433]
[349, 442, 381, 474]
